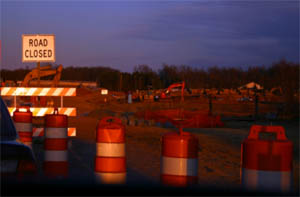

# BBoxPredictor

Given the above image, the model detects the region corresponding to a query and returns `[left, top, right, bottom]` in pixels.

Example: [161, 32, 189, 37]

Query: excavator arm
[52, 66, 62, 87]
[22, 64, 63, 87]
[165, 82, 185, 94]
[162, 81, 186, 102]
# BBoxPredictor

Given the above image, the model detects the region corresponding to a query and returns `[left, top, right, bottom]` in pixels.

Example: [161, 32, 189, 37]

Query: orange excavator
[21, 64, 63, 106]
[160, 81, 191, 102]
[21, 64, 63, 87]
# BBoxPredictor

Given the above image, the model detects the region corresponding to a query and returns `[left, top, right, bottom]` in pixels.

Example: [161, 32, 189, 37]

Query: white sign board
[22, 34, 55, 62]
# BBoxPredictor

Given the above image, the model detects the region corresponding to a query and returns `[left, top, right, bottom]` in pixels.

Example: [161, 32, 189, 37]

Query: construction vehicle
[21, 64, 63, 107]
[160, 81, 191, 102]
[22, 64, 63, 87]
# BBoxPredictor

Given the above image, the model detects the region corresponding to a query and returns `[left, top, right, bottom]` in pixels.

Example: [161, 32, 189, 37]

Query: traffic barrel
[94, 116, 126, 184]
[241, 125, 293, 193]
[13, 107, 33, 148]
[43, 108, 68, 178]
[161, 131, 199, 187]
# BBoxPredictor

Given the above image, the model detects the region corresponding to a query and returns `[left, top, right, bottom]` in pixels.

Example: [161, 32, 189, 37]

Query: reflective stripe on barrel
[43, 109, 68, 178]
[161, 157, 198, 176]
[14, 122, 32, 132]
[241, 168, 292, 192]
[94, 117, 126, 184]
[15, 123, 32, 143]
[32, 127, 76, 137]
[96, 143, 125, 157]
[45, 128, 68, 139]
[161, 131, 198, 187]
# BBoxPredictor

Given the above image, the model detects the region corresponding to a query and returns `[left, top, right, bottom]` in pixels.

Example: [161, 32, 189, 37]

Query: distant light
[101, 89, 108, 95]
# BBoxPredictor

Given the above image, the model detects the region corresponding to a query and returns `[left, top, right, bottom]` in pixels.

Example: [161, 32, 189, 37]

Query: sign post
[37, 62, 40, 86]
[22, 34, 55, 105]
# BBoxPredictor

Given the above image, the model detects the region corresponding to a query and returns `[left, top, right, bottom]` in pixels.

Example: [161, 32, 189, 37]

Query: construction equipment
[21, 64, 63, 87]
[21, 64, 62, 107]
[160, 81, 191, 102]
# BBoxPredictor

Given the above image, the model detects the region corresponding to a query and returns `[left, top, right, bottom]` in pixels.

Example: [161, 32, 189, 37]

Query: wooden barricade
[1, 87, 77, 136]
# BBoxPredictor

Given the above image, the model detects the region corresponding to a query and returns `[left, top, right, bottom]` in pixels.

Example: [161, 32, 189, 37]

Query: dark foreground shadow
[2, 175, 299, 196]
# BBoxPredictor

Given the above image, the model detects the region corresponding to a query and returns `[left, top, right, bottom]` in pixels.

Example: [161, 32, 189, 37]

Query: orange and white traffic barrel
[43, 108, 68, 178]
[161, 131, 199, 187]
[94, 116, 126, 184]
[13, 107, 33, 148]
[241, 125, 293, 193]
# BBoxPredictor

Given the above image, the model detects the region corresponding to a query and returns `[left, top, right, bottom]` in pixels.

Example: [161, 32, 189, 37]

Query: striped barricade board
[8, 107, 76, 117]
[1, 87, 76, 96]
[33, 127, 76, 137]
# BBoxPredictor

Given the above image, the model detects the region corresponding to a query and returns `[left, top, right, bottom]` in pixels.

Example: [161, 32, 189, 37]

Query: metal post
[120, 73, 122, 91]
[61, 96, 63, 108]
[209, 94, 212, 115]
[255, 94, 259, 120]
[37, 62, 40, 106]
[37, 62, 40, 86]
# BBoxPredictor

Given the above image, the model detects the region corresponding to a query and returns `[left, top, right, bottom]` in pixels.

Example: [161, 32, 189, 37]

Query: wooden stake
[37, 62, 40, 86]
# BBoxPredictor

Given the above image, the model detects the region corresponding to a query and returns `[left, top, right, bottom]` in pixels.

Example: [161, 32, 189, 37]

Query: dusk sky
[1, 0, 299, 72]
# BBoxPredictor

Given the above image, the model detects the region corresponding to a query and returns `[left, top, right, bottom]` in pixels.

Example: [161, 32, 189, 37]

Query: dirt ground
[44, 87, 299, 191]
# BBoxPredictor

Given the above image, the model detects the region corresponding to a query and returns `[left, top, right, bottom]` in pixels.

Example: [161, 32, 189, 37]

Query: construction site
[1, 61, 299, 196]
[1, 1, 299, 195]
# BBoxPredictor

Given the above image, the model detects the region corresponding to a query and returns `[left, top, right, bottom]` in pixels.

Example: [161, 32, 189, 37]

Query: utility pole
[209, 94, 212, 115]
[254, 93, 259, 120]
[37, 62, 40, 86]
[119, 73, 122, 91]
[37, 62, 40, 106]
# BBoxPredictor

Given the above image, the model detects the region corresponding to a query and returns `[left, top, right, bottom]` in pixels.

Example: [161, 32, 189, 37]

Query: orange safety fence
[135, 109, 224, 128]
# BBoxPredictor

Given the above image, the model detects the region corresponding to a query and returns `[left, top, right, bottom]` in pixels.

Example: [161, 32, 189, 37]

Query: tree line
[1, 60, 299, 94]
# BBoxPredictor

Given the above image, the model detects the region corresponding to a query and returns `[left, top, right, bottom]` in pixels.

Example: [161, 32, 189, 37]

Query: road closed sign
[22, 34, 55, 62]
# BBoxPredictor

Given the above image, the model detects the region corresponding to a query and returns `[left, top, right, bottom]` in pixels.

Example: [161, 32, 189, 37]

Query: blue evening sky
[1, 0, 299, 72]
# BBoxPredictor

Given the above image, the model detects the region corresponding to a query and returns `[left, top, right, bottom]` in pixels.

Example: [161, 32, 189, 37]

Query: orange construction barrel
[43, 108, 68, 178]
[161, 131, 199, 187]
[13, 107, 33, 148]
[241, 125, 293, 193]
[94, 116, 126, 184]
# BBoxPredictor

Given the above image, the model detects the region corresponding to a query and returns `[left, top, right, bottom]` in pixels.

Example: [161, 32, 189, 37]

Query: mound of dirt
[88, 108, 116, 118]
[77, 87, 95, 96]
